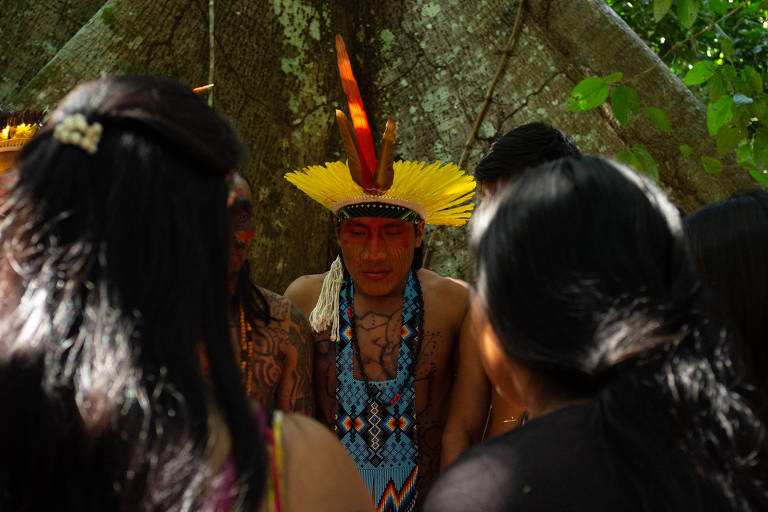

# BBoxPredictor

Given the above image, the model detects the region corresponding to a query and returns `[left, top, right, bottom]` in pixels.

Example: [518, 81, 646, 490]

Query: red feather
[335, 35, 377, 189]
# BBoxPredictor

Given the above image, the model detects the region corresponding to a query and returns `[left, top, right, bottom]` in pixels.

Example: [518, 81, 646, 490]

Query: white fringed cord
[308, 255, 344, 341]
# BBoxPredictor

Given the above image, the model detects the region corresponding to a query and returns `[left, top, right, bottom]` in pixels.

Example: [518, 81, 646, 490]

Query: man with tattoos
[283, 34, 476, 512]
[228, 171, 314, 415]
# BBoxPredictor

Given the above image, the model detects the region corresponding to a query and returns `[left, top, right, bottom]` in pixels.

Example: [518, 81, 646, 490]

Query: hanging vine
[423, 0, 525, 266]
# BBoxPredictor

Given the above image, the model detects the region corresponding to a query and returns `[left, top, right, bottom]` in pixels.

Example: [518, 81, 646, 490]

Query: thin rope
[207, 0, 215, 107]
[423, 0, 525, 266]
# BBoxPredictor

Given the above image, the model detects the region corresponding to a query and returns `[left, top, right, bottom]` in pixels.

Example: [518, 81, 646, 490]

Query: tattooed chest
[236, 323, 286, 403]
[352, 309, 407, 381]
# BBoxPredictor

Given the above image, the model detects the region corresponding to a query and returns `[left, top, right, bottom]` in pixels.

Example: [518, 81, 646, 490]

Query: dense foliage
[570, 0, 768, 184]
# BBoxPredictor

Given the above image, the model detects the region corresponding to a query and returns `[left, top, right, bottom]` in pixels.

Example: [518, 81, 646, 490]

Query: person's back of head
[474, 122, 580, 195]
[470, 156, 767, 511]
[0, 75, 265, 511]
[684, 190, 768, 405]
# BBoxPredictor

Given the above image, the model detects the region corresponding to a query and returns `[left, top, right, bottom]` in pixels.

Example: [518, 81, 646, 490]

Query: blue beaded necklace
[335, 269, 423, 512]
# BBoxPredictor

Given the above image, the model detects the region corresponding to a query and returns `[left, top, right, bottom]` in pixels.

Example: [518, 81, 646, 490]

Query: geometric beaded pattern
[336, 202, 422, 224]
[335, 271, 420, 512]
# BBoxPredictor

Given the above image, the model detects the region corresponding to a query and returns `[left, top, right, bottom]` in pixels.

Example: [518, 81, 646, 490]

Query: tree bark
[4, 0, 753, 288]
[0, 0, 105, 104]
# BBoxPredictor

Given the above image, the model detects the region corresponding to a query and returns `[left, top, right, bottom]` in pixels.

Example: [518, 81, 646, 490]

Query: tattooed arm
[284, 274, 329, 421]
[254, 287, 315, 416]
[275, 304, 315, 416]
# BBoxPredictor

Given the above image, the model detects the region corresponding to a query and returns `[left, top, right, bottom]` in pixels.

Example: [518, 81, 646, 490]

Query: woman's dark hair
[411, 243, 424, 270]
[471, 156, 767, 511]
[0, 75, 265, 511]
[473, 122, 581, 184]
[684, 190, 768, 405]
[235, 260, 275, 327]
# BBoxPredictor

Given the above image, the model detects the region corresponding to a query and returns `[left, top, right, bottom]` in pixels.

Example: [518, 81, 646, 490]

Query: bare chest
[350, 307, 453, 382]
[314, 307, 456, 428]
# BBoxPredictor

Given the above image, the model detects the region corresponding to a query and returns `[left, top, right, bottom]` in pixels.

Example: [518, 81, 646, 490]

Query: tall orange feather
[335, 35, 377, 189]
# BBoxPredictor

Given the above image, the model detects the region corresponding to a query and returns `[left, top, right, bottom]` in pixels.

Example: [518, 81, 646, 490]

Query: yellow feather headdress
[284, 35, 475, 227]
[0, 110, 45, 173]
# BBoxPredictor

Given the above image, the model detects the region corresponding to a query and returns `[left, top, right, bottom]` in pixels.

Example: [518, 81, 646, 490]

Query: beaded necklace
[238, 303, 256, 397]
[335, 270, 423, 512]
[346, 273, 424, 405]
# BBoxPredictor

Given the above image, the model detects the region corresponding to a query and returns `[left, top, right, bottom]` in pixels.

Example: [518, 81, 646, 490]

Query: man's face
[227, 172, 256, 295]
[338, 216, 424, 298]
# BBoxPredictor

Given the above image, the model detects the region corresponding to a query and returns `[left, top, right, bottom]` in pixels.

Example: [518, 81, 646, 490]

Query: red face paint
[228, 173, 256, 295]
[338, 217, 424, 298]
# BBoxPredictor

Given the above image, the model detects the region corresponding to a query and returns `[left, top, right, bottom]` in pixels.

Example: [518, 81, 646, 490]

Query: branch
[457, 0, 525, 169]
[208, 0, 215, 107]
[422, 0, 525, 267]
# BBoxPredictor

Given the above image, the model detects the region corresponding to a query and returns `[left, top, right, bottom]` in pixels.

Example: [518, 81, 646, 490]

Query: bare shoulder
[281, 413, 373, 512]
[256, 285, 312, 342]
[417, 268, 471, 312]
[256, 286, 292, 321]
[283, 273, 326, 319]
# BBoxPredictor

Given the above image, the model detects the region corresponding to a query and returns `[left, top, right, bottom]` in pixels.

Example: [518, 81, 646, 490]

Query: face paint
[228, 172, 256, 295]
[338, 217, 424, 298]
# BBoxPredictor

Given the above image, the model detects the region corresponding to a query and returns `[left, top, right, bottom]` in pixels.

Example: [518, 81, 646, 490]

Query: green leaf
[757, 99, 768, 126]
[646, 107, 671, 133]
[679, 144, 694, 160]
[736, 143, 751, 164]
[677, 0, 698, 28]
[733, 94, 754, 106]
[708, 71, 727, 102]
[707, 95, 733, 136]
[610, 87, 640, 126]
[603, 72, 623, 84]
[720, 66, 737, 84]
[616, 150, 642, 172]
[569, 77, 610, 112]
[632, 144, 660, 183]
[710, 0, 730, 15]
[720, 38, 734, 61]
[653, 0, 673, 21]
[683, 61, 715, 86]
[732, 104, 752, 129]
[742, 66, 763, 96]
[701, 155, 723, 177]
[715, 124, 747, 155]
[754, 128, 768, 170]
[748, 170, 768, 186]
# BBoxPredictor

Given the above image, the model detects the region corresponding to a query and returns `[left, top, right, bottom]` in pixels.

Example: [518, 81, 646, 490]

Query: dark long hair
[684, 190, 768, 404]
[473, 122, 580, 183]
[471, 156, 767, 511]
[0, 75, 265, 511]
[235, 260, 275, 328]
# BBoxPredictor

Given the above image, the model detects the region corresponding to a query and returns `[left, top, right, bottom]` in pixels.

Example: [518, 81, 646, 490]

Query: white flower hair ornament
[53, 114, 103, 155]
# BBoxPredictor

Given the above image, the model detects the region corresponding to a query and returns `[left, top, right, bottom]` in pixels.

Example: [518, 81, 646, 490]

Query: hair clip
[53, 114, 103, 155]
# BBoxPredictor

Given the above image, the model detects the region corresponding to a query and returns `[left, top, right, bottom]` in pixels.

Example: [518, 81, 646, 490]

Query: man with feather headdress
[0, 109, 44, 195]
[284, 36, 475, 512]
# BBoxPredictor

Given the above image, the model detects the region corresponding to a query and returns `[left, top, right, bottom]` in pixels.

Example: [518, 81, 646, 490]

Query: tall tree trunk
[3, 0, 751, 287]
[0, 0, 105, 104]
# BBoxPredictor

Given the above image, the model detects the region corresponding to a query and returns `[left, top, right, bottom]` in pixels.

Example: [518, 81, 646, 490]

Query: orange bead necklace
[239, 303, 256, 397]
